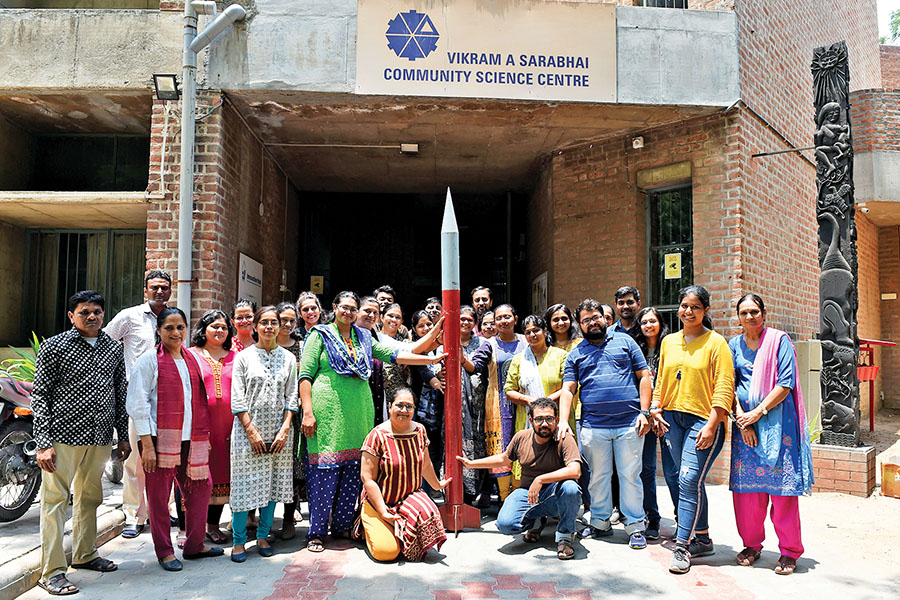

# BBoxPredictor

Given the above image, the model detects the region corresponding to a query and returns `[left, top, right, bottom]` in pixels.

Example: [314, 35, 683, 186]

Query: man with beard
[457, 398, 582, 560]
[105, 270, 171, 539]
[471, 286, 492, 318]
[613, 286, 642, 338]
[558, 298, 652, 550]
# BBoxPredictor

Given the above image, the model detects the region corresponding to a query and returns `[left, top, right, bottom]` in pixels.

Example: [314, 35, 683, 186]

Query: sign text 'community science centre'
[356, 0, 616, 103]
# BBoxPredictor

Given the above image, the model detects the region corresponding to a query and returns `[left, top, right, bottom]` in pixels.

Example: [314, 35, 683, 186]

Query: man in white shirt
[104, 270, 171, 538]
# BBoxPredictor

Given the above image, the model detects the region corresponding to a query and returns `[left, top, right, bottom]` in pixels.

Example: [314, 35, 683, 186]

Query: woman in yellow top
[651, 285, 734, 575]
[504, 315, 571, 429]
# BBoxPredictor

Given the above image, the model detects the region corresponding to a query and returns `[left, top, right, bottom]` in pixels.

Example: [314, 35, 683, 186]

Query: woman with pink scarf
[728, 294, 814, 576]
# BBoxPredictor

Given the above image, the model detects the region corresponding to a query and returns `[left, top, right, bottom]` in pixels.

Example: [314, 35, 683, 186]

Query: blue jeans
[663, 410, 725, 545]
[579, 423, 646, 534]
[641, 433, 681, 524]
[576, 421, 591, 509]
[496, 480, 581, 542]
[232, 501, 276, 546]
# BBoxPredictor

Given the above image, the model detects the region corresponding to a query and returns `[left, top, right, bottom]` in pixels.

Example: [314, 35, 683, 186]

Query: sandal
[736, 547, 761, 566]
[38, 574, 79, 596]
[557, 539, 575, 560]
[176, 534, 187, 549]
[523, 517, 548, 543]
[775, 555, 797, 575]
[71, 556, 117, 572]
[206, 529, 229, 544]
[307, 538, 325, 553]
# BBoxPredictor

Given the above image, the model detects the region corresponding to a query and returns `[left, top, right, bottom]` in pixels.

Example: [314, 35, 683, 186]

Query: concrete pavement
[9, 481, 900, 600]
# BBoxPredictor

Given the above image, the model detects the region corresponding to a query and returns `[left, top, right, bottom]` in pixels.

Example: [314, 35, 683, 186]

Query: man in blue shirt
[558, 298, 652, 549]
[613, 285, 642, 338]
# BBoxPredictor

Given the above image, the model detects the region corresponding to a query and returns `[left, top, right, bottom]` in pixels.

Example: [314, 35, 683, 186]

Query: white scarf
[519, 346, 547, 429]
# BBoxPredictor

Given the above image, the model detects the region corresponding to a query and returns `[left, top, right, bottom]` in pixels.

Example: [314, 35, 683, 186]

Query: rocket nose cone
[441, 188, 459, 234]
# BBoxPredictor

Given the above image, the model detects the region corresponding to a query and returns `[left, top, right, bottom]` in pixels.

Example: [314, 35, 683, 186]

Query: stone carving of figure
[814, 102, 851, 177]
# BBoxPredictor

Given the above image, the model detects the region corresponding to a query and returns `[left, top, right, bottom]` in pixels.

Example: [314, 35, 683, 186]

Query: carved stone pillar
[811, 41, 860, 447]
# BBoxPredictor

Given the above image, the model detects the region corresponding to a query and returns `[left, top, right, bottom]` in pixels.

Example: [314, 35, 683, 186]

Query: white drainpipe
[177, 2, 246, 325]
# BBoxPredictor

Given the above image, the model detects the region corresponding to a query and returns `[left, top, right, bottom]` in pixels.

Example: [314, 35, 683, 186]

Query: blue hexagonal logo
[386, 10, 439, 61]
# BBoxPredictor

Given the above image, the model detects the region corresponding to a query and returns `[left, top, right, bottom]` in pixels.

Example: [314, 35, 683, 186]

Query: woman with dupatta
[127, 307, 223, 571]
[462, 304, 527, 501]
[299, 291, 446, 553]
[729, 294, 813, 576]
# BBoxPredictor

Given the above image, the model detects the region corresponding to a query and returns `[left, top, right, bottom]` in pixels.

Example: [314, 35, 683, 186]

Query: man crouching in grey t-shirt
[457, 398, 582, 560]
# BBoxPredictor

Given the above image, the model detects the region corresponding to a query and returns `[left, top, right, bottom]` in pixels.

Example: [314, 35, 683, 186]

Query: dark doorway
[298, 191, 527, 319]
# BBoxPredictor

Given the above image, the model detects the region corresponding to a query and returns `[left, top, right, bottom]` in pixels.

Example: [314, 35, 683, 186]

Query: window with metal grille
[24, 229, 146, 339]
[647, 186, 693, 332]
[638, 0, 689, 8]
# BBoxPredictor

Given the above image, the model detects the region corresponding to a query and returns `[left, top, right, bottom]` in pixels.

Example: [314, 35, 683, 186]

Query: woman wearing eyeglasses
[357, 388, 449, 562]
[230, 299, 257, 352]
[299, 291, 447, 553]
[229, 306, 298, 562]
[274, 302, 304, 540]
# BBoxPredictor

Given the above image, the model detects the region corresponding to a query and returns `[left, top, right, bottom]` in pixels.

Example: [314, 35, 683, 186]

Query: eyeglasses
[258, 320, 280, 327]
[393, 403, 415, 412]
[337, 305, 358, 314]
[580, 316, 604, 326]
[280, 318, 297, 325]
[234, 316, 253, 322]
[532, 416, 556, 424]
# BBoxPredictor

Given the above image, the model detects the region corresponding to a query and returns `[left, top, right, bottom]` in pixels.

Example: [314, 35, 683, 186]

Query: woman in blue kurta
[462, 303, 526, 501]
[728, 294, 813, 576]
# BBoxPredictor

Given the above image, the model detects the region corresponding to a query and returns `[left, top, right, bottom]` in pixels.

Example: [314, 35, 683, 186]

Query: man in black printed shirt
[32, 290, 130, 596]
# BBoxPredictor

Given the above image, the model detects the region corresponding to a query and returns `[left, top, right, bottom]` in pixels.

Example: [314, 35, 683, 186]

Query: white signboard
[356, 0, 616, 103]
[238, 253, 263, 305]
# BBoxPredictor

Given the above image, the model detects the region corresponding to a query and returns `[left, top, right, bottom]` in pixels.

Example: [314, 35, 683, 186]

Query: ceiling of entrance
[0, 91, 151, 134]
[227, 92, 718, 194]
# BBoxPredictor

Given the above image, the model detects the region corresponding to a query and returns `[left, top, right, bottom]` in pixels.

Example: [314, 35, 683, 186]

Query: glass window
[24, 229, 146, 339]
[648, 186, 693, 332]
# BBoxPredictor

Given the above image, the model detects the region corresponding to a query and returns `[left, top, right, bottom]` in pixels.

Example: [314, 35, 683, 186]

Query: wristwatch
[760, 405, 768, 416]
[640, 409, 651, 417]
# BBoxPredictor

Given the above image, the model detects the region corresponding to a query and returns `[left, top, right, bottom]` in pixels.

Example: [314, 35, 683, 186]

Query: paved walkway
[11, 482, 900, 600]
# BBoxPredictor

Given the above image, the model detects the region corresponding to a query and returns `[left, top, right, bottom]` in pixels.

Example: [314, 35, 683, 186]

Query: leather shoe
[183, 547, 225, 560]
[158, 558, 183, 571]
[257, 544, 274, 558]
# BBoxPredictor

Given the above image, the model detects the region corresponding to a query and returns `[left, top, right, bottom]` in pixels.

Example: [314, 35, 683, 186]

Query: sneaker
[669, 546, 692, 574]
[609, 508, 621, 525]
[578, 525, 613, 539]
[645, 521, 660, 541]
[689, 537, 715, 557]
[629, 531, 647, 549]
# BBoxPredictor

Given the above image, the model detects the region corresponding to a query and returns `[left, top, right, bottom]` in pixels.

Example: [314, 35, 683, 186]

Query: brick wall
[856, 212, 883, 415]
[526, 157, 554, 305]
[735, 0, 882, 157]
[879, 226, 900, 408]
[882, 45, 900, 88]
[852, 89, 900, 153]
[146, 94, 297, 317]
[535, 113, 745, 322]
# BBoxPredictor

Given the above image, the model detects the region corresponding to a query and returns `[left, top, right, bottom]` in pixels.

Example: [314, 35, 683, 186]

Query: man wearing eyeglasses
[457, 397, 582, 560]
[557, 298, 652, 550]
[104, 270, 171, 539]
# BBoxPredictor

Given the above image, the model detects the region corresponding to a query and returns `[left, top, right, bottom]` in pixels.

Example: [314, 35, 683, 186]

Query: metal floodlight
[152, 74, 179, 101]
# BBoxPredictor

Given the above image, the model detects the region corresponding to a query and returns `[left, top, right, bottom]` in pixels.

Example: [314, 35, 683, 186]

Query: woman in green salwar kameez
[298, 291, 445, 552]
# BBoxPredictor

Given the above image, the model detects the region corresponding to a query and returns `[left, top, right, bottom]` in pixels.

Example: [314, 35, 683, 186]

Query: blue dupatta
[313, 323, 373, 379]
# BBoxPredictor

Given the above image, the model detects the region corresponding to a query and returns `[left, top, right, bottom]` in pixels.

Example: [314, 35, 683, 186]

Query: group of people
[29, 271, 814, 596]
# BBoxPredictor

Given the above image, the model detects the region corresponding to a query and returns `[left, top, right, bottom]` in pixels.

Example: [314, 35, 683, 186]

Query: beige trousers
[121, 419, 147, 525]
[40, 443, 108, 580]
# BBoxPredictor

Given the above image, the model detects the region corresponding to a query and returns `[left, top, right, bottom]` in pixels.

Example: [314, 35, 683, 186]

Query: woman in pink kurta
[190, 309, 237, 544]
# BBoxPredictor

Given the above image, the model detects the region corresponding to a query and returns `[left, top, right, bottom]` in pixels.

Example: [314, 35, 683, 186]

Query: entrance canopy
[226, 91, 718, 193]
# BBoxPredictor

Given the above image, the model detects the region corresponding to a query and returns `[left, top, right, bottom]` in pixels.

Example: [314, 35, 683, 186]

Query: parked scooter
[0, 376, 40, 522]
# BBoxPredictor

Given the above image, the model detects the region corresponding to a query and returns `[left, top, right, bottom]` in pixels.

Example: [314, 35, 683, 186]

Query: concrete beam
[0, 191, 147, 228]
[0, 9, 182, 90]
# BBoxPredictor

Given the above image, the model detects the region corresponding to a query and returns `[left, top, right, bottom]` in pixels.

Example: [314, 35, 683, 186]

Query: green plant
[0, 333, 41, 383]
[808, 410, 823, 444]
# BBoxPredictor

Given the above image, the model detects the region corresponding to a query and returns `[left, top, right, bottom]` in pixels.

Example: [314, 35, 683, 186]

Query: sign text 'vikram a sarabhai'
[355, 0, 616, 103]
